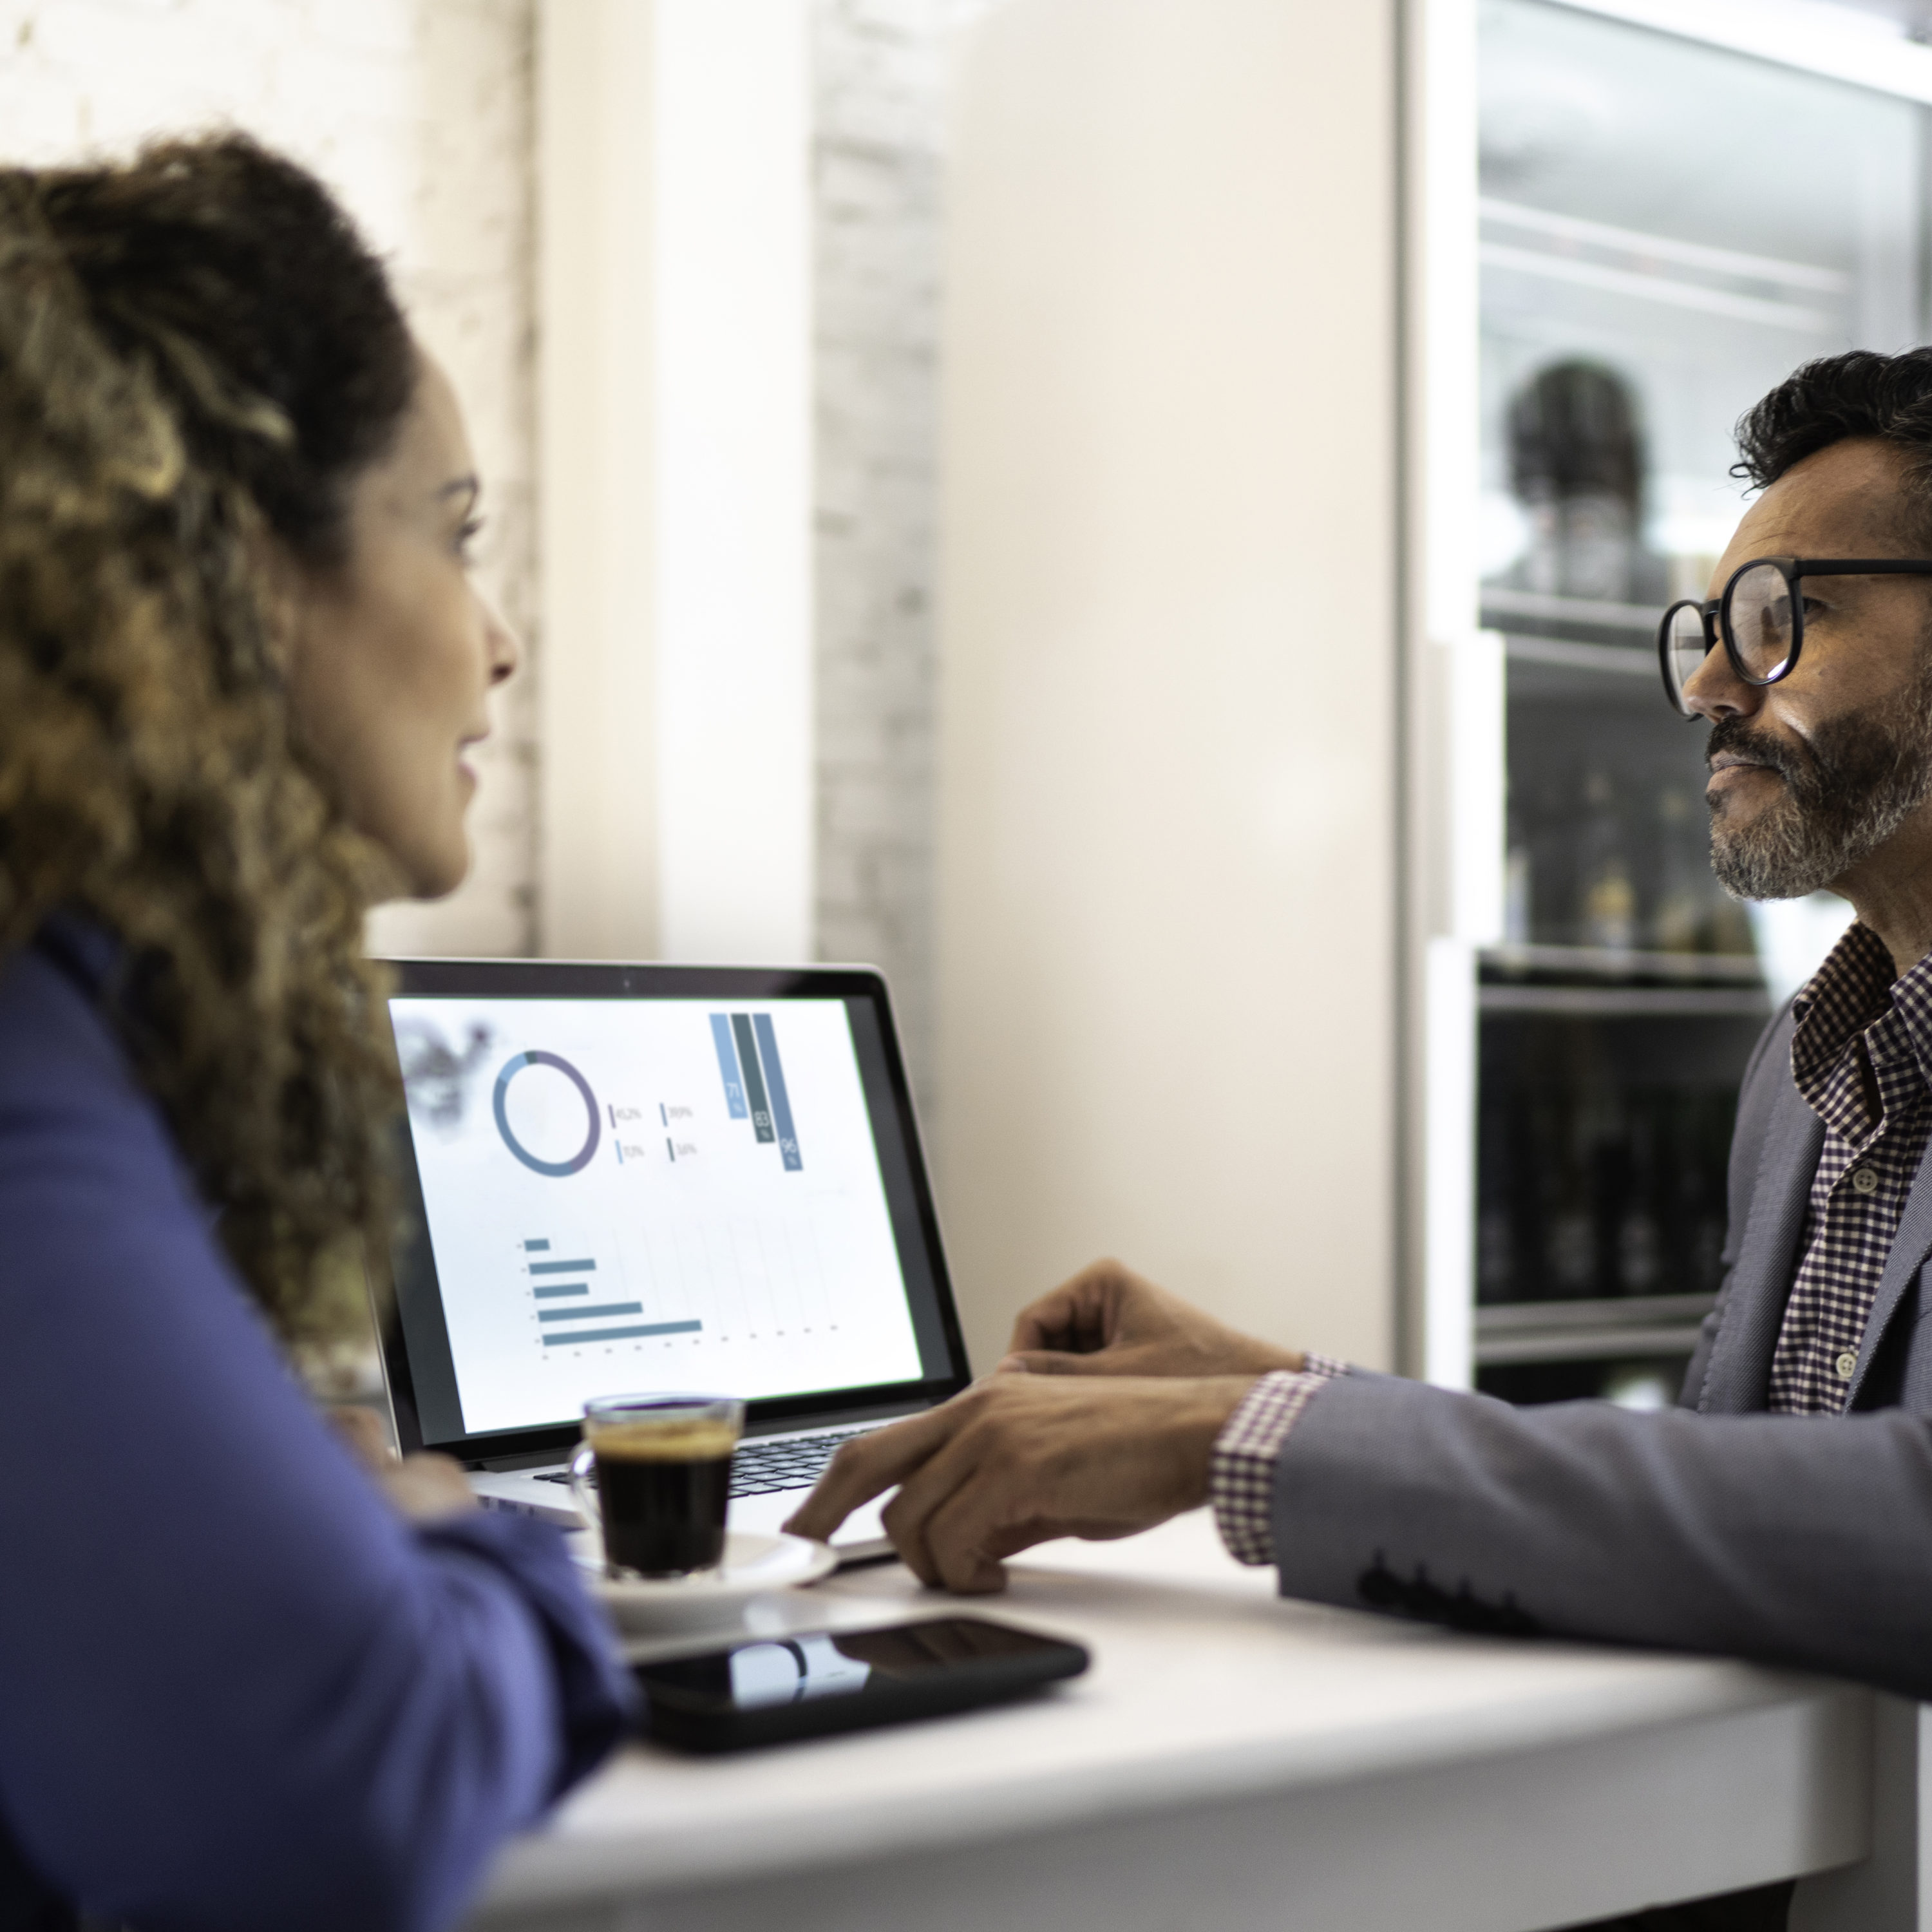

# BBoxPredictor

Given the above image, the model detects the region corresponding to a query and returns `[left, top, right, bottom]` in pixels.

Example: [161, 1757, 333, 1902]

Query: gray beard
[1708, 672, 1932, 900]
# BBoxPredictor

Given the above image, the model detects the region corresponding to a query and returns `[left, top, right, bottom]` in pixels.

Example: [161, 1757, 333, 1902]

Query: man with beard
[791, 350, 1932, 1928]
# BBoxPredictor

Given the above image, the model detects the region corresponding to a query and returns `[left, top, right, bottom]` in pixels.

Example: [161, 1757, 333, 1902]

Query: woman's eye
[454, 518, 484, 562]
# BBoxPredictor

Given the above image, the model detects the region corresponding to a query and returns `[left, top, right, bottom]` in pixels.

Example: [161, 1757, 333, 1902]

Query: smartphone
[633, 1615, 1090, 1752]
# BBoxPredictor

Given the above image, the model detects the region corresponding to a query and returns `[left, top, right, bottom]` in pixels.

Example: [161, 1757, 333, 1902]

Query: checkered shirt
[1209, 1356, 1349, 1565]
[1768, 921, 1932, 1415]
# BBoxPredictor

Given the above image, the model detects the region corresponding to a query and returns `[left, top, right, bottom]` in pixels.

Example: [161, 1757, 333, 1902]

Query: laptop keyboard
[533, 1428, 874, 1500]
[726, 1429, 873, 1498]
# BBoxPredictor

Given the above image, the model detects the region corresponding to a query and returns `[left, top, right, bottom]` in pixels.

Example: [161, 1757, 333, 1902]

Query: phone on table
[633, 1615, 1090, 1752]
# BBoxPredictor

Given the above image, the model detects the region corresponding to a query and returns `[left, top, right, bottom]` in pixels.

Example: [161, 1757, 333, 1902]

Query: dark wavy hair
[1735, 347, 1932, 543]
[0, 135, 418, 1342]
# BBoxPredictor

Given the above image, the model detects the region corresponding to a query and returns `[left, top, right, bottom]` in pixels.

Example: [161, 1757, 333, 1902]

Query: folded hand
[999, 1258, 1303, 1380]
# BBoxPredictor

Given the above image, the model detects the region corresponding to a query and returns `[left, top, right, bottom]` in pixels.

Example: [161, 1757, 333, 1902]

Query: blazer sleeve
[1269, 1371, 1932, 1699]
[0, 949, 634, 1932]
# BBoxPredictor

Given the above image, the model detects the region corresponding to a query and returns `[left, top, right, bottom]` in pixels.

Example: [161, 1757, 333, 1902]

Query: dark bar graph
[533, 1283, 590, 1300]
[542, 1319, 704, 1347]
[710, 1014, 750, 1119]
[538, 1302, 643, 1323]
[523, 1238, 551, 1252]
[731, 1014, 776, 1143]
[752, 1013, 803, 1172]
[529, 1258, 596, 1275]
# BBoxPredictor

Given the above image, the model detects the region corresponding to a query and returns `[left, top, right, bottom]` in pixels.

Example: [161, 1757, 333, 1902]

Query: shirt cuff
[1209, 1356, 1348, 1567]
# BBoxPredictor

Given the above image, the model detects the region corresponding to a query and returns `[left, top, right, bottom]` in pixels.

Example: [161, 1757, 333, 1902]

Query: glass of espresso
[567, 1394, 744, 1578]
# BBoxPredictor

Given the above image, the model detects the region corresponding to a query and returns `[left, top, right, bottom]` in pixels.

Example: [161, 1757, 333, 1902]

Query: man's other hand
[999, 1258, 1303, 1379]
[782, 1373, 1258, 1593]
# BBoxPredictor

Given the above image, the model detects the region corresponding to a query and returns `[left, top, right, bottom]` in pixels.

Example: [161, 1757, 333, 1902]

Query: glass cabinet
[1462, 0, 1929, 1404]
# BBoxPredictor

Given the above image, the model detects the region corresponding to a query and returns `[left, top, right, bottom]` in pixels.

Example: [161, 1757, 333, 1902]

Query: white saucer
[567, 1529, 837, 1631]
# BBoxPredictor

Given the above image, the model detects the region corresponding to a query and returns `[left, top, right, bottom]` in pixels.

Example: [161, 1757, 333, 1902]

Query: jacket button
[1835, 1350, 1859, 1380]
[1852, 1167, 1880, 1195]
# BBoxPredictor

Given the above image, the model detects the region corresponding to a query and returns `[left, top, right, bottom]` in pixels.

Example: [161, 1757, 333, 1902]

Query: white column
[934, 0, 1401, 1369]
[536, 0, 659, 961]
[1400, 0, 1487, 1387]
[536, 0, 813, 964]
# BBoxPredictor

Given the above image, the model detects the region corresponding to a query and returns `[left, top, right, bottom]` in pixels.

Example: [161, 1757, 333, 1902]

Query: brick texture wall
[3, 0, 998, 1104]
[812, 0, 999, 1104]
[0, 0, 539, 958]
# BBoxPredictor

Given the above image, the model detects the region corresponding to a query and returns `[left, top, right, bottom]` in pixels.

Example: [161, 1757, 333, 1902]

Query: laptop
[366, 958, 973, 1562]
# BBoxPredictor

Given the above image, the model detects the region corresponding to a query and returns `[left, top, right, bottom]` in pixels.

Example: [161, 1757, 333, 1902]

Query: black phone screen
[634, 1616, 1090, 1752]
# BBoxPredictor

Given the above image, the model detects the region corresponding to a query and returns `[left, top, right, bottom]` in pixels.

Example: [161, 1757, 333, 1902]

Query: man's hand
[999, 1258, 1303, 1379]
[328, 1405, 478, 1522]
[783, 1373, 1257, 1593]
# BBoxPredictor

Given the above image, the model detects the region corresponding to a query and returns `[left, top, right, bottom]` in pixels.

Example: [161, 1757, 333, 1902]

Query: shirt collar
[1790, 921, 1893, 1101]
[1888, 940, 1932, 1090]
[1791, 920, 1932, 1104]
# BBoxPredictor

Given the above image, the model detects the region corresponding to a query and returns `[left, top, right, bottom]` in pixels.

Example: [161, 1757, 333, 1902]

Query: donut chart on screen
[493, 1050, 601, 1177]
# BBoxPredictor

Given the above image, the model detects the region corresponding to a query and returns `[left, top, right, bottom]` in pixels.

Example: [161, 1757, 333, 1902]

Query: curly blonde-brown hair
[0, 137, 419, 1344]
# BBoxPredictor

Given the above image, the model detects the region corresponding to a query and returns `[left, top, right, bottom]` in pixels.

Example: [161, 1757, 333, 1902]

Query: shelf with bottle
[1475, 1009, 1757, 1310]
[1502, 677, 1752, 972]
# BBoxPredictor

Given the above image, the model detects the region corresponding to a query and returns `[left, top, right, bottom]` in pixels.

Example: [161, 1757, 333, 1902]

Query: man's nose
[1681, 638, 1760, 723]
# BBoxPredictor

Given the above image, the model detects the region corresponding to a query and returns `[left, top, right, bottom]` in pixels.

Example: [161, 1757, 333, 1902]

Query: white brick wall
[811, 0, 1000, 1103]
[3, 0, 1002, 1081]
[0, 0, 538, 958]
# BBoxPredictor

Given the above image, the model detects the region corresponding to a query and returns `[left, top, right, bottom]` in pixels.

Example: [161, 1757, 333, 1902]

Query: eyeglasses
[1658, 556, 1932, 719]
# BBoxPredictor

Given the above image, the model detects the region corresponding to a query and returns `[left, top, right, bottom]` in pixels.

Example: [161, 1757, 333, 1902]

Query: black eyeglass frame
[1657, 555, 1932, 719]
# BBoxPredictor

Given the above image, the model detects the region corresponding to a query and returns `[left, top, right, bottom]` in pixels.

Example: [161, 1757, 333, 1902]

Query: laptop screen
[372, 960, 969, 1460]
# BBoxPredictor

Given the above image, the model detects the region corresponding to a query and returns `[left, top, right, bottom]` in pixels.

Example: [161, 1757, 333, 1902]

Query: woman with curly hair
[0, 137, 631, 1930]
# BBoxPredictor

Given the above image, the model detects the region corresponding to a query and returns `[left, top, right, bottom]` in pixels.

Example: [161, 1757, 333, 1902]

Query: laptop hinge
[473, 1446, 573, 1473]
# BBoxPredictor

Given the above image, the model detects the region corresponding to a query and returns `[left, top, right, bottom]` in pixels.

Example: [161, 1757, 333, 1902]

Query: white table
[469, 1511, 1923, 1932]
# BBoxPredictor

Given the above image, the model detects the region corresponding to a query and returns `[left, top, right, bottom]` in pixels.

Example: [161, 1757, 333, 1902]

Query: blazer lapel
[1698, 1077, 1823, 1413]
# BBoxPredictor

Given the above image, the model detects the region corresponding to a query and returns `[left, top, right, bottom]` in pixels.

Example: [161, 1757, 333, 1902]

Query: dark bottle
[1578, 769, 1636, 956]
[1651, 788, 1704, 955]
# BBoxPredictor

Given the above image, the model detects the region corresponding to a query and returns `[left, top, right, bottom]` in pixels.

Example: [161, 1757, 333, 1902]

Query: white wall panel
[934, 0, 1401, 1368]
[537, 0, 813, 965]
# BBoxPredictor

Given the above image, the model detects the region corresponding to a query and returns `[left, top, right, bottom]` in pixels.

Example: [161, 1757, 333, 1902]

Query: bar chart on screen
[394, 996, 922, 1434]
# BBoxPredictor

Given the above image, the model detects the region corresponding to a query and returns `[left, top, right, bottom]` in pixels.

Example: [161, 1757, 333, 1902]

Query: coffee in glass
[569, 1394, 744, 1578]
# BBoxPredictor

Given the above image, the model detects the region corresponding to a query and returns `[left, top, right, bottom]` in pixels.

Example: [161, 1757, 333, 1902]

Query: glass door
[1473, 0, 1928, 1405]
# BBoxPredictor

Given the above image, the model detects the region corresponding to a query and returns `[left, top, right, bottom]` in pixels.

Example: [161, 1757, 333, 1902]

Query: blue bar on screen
[752, 1013, 803, 1172]
[542, 1320, 703, 1346]
[710, 1014, 750, 1119]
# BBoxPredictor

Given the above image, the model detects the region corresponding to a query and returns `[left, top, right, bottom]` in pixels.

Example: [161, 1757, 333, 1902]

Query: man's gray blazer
[1273, 1005, 1932, 1698]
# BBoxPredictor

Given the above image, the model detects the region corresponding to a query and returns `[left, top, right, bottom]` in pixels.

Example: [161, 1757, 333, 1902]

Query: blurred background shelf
[1441, 0, 1909, 1406]
[1479, 944, 1765, 985]
[1479, 987, 1771, 1017]
[1475, 1291, 1714, 1367]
